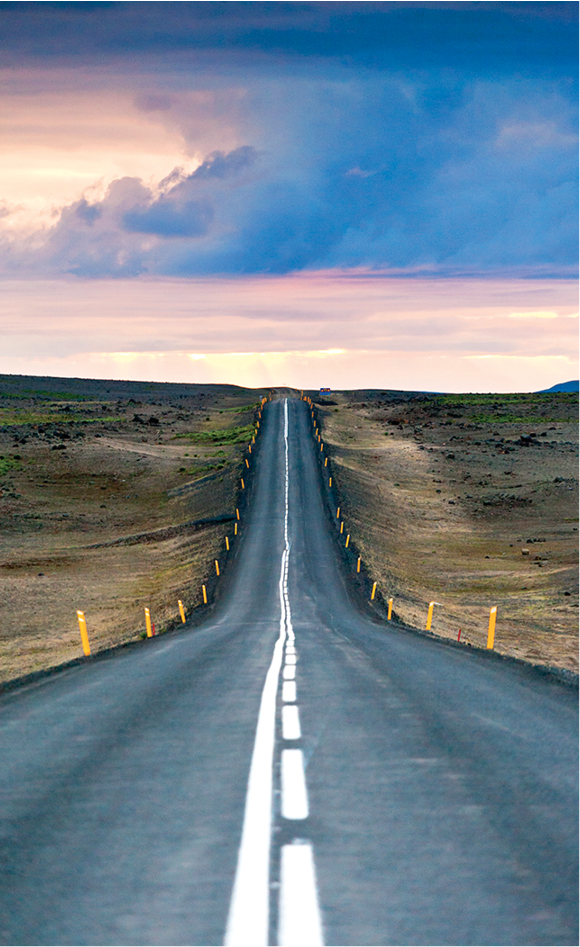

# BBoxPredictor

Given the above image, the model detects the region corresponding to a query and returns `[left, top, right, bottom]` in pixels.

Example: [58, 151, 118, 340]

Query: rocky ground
[0, 375, 265, 683]
[312, 389, 578, 673]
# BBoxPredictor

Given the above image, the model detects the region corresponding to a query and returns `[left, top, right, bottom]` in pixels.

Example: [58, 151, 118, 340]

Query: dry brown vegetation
[312, 389, 578, 673]
[0, 374, 266, 683]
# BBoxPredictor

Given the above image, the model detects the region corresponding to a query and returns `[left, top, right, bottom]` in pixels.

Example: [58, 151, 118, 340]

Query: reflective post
[76, 610, 91, 655]
[487, 607, 497, 649]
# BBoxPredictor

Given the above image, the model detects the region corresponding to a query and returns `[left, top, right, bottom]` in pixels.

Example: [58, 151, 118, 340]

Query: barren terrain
[312, 389, 578, 672]
[1, 376, 577, 684]
[0, 375, 265, 683]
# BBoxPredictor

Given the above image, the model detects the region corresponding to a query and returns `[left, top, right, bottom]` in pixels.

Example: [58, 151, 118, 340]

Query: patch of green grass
[0, 390, 89, 401]
[437, 392, 578, 407]
[0, 409, 119, 427]
[224, 403, 260, 413]
[186, 463, 227, 476]
[0, 457, 21, 476]
[174, 424, 254, 445]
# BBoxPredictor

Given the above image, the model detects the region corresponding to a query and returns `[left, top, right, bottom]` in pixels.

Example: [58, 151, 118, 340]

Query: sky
[0, 1, 577, 391]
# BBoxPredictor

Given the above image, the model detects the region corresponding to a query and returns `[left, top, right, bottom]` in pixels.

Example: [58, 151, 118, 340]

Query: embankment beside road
[0, 375, 268, 682]
[309, 389, 578, 672]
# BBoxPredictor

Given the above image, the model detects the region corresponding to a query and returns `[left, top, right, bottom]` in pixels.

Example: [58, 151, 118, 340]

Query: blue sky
[0, 2, 577, 389]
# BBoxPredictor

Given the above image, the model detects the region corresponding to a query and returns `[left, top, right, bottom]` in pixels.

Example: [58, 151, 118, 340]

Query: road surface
[0, 398, 577, 946]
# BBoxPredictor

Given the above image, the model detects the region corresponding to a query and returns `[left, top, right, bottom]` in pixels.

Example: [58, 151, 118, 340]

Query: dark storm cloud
[0, 2, 576, 74]
[0, 2, 577, 279]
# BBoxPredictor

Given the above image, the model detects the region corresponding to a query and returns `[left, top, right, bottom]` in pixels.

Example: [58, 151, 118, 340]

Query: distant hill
[538, 380, 579, 393]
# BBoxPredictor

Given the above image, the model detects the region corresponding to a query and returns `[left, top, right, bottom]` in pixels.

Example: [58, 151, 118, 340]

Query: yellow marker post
[371, 582, 377, 601]
[145, 606, 153, 638]
[320, 443, 323, 451]
[76, 610, 91, 655]
[245, 458, 249, 468]
[425, 601, 442, 631]
[215, 559, 220, 576]
[336, 507, 340, 519]
[225, 536, 230, 551]
[387, 598, 393, 620]
[202, 584, 207, 604]
[241, 478, 245, 489]
[345, 534, 350, 548]
[234, 522, 238, 535]
[487, 606, 497, 649]
[357, 557, 361, 573]
[324, 457, 328, 467]
[248, 445, 252, 453]
[340, 521, 344, 534]
[329, 477, 332, 487]
[236, 508, 240, 520]
[178, 600, 186, 623]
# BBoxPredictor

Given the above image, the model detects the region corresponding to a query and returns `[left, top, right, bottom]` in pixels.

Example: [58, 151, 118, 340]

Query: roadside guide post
[487, 606, 497, 649]
[76, 610, 91, 655]
[425, 601, 443, 631]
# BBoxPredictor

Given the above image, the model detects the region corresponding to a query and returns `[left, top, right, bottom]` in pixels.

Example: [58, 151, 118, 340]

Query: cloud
[0, 8, 575, 280]
[124, 200, 213, 238]
[0, 3, 575, 73]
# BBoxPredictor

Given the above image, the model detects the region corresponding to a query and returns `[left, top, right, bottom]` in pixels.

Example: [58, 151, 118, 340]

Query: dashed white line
[225, 399, 323, 946]
[281, 749, 309, 820]
[278, 841, 324, 947]
[282, 681, 297, 703]
[282, 665, 296, 680]
[282, 705, 301, 740]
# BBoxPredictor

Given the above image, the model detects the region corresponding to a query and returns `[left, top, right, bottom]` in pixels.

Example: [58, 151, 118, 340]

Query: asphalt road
[0, 398, 577, 946]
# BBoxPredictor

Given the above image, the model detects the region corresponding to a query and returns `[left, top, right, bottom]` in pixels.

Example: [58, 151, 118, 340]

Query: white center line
[282, 665, 296, 681]
[282, 680, 297, 703]
[225, 400, 323, 947]
[281, 748, 309, 819]
[282, 705, 302, 740]
[278, 842, 324, 947]
[225, 400, 292, 946]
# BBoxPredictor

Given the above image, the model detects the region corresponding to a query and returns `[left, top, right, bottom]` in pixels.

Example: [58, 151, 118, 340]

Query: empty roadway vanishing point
[0, 397, 576, 947]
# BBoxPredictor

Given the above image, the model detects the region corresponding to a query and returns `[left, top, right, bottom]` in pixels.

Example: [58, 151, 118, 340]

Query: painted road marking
[281, 749, 309, 820]
[225, 399, 323, 946]
[282, 681, 297, 703]
[285, 653, 297, 664]
[282, 665, 296, 681]
[282, 705, 301, 740]
[225, 402, 291, 946]
[278, 841, 324, 947]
